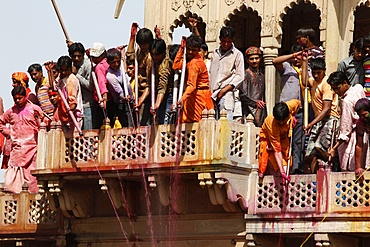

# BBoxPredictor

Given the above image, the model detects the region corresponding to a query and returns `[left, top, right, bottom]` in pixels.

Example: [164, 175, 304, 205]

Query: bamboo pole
[51, 0, 71, 41]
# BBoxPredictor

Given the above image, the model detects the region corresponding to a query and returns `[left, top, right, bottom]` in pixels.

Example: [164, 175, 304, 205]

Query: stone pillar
[263, 47, 279, 114]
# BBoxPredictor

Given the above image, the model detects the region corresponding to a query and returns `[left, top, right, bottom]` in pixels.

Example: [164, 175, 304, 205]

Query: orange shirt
[259, 99, 301, 152]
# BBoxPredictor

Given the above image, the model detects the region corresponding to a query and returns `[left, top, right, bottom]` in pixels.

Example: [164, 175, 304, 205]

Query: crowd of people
[1, 19, 369, 193]
[259, 28, 370, 184]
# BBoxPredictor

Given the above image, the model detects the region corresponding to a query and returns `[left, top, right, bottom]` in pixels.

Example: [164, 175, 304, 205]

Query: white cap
[90, 42, 105, 57]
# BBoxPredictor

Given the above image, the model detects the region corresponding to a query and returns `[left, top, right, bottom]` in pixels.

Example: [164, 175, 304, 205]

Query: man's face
[296, 36, 308, 48]
[359, 109, 369, 123]
[48, 92, 60, 106]
[29, 69, 43, 84]
[71, 51, 84, 67]
[186, 45, 200, 61]
[91, 55, 104, 65]
[312, 69, 326, 82]
[126, 64, 135, 78]
[150, 50, 165, 65]
[12, 79, 21, 88]
[353, 48, 364, 61]
[51, 67, 59, 79]
[330, 83, 346, 97]
[291, 54, 303, 67]
[247, 55, 261, 68]
[220, 37, 233, 51]
[59, 65, 71, 79]
[139, 43, 150, 53]
[108, 56, 121, 71]
[13, 94, 26, 107]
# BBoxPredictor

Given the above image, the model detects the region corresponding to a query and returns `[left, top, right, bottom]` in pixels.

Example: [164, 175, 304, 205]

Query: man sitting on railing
[258, 99, 301, 183]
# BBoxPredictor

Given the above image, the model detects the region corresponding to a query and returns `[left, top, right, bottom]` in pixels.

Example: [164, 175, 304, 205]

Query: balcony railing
[35, 110, 260, 174]
[249, 170, 370, 217]
[0, 188, 60, 234]
[34, 110, 370, 217]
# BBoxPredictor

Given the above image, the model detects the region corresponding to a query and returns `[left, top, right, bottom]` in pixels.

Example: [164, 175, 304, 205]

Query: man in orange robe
[258, 99, 301, 182]
[172, 35, 213, 123]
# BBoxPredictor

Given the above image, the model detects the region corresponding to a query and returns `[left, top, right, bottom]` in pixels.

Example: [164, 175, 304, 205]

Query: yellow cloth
[114, 117, 122, 129]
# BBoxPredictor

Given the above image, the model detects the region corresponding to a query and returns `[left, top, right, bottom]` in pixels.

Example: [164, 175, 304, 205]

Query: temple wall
[144, 0, 368, 112]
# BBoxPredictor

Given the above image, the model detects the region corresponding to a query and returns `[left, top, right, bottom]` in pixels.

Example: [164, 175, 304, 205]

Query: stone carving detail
[29, 195, 56, 224]
[230, 130, 245, 158]
[205, 20, 219, 42]
[197, 0, 206, 9]
[252, 0, 259, 2]
[171, 0, 181, 11]
[4, 199, 17, 225]
[261, 14, 273, 36]
[261, 14, 280, 38]
[112, 132, 148, 160]
[225, 0, 235, 5]
[65, 135, 99, 162]
[160, 129, 197, 157]
[183, 0, 194, 10]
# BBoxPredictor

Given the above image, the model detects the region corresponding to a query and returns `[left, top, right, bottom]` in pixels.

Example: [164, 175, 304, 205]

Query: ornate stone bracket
[38, 180, 90, 219]
[198, 172, 252, 212]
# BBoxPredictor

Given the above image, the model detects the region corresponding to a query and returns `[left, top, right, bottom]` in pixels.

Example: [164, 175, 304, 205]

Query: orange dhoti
[258, 137, 291, 176]
[181, 88, 214, 123]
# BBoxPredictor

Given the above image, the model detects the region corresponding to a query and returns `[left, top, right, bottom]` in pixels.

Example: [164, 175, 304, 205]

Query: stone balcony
[2, 111, 370, 246]
[0, 188, 62, 246]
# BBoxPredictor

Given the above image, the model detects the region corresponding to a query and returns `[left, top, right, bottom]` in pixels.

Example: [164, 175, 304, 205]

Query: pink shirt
[94, 58, 111, 99]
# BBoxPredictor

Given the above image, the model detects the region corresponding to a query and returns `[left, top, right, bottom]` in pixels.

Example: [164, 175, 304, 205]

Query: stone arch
[354, 1, 370, 44]
[169, 11, 206, 42]
[224, 4, 262, 53]
[279, 0, 322, 54]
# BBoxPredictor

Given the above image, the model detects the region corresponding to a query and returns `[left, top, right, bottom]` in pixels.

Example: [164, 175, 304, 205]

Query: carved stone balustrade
[34, 111, 260, 177]
[0, 188, 62, 245]
[245, 169, 370, 246]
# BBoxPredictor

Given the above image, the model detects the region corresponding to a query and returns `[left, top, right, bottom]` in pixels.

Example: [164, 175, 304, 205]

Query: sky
[0, 0, 189, 181]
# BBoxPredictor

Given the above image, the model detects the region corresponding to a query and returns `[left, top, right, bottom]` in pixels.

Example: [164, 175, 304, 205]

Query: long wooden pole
[134, 43, 140, 126]
[178, 47, 187, 104]
[302, 55, 309, 128]
[327, 120, 337, 169]
[51, 0, 71, 41]
[304, 88, 309, 127]
[114, 0, 125, 19]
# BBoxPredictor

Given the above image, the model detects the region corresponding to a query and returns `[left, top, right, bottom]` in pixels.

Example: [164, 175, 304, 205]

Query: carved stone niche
[197, 0, 206, 9]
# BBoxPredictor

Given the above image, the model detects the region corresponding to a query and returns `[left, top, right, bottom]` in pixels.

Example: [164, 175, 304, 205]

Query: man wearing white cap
[89, 42, 112, 127]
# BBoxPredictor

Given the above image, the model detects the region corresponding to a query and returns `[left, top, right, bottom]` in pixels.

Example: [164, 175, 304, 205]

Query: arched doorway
[170, 11, 207, 43]
[280, 1, 321, 54]
[225, 5, 261, 53]
[354, 4, 370, 42]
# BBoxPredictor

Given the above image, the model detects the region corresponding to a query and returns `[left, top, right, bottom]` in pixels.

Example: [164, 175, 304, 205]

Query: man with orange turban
[11, 72, 37, 103]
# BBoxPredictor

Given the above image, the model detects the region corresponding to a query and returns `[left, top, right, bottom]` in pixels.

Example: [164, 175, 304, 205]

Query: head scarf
[12, 72, 29, 88]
